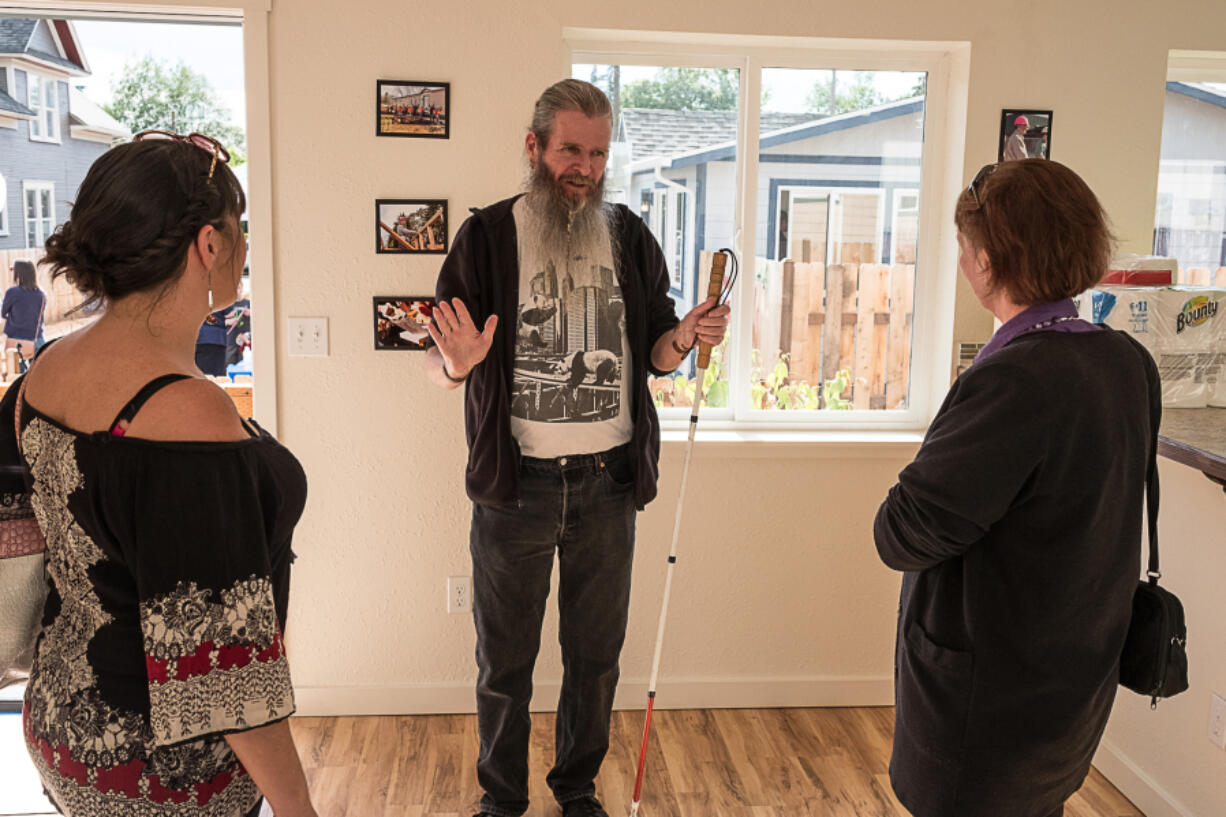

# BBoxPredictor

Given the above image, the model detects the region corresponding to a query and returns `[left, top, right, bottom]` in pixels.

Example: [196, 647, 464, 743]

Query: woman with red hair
[876, 159, 1156, 817]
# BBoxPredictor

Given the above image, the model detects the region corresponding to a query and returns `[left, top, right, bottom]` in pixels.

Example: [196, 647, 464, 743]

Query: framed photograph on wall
[376, 80, 449, 138]
[376, 199, 448, 254]
[374, 296, 437, 350]
[998, 109, 1052, 161]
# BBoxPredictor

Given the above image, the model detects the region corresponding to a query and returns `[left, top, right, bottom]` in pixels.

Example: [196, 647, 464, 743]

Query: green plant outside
[650, 333, 852, 411]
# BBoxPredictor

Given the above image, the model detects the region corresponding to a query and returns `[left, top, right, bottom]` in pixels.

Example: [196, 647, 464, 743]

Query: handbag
[0, 371, 48, 688]
[1117, 335, 1189, 708]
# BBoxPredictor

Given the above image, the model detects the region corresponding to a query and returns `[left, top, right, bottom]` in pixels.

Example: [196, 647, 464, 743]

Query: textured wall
[264, 0, 1226, 740]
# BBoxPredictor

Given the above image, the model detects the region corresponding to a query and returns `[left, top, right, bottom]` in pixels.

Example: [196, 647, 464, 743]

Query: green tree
[621, 67, 740, 111]
[805, 70, 888, 116]
[104, 55, 246, 165]
[588, 64, 622, 125]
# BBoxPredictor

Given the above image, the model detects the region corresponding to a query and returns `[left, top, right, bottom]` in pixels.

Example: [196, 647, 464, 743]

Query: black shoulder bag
[1117, 335, 1189, 709]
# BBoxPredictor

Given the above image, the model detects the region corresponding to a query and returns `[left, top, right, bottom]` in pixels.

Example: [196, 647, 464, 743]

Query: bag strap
[11, 339, 66, 459]
[14, 373, 30, 458]
[1122, 331, 1163, 584]
[10, 335, 56, 458]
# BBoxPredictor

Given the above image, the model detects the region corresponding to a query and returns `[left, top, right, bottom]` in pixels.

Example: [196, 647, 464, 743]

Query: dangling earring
[208, 270, 214, 310]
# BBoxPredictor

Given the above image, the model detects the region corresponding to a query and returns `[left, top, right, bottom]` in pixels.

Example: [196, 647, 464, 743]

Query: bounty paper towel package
[1074, 285, 1225, 408]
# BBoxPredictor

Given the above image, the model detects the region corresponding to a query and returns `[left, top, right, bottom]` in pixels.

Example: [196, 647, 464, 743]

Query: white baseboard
[1092, 738, 1198, 817]
[293, 676, 894, 717]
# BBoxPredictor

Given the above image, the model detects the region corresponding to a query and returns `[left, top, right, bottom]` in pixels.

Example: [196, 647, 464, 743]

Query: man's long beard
[522, 159, 612, 275]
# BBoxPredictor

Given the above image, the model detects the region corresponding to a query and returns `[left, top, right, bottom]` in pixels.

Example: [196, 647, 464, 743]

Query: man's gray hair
[529, 79, 612, 148]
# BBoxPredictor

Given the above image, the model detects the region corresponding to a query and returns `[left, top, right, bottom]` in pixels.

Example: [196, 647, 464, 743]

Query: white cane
[628, 250, 731, 817]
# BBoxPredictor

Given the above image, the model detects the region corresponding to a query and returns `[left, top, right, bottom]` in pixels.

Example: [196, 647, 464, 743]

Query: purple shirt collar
[975, 299, 1098, 363]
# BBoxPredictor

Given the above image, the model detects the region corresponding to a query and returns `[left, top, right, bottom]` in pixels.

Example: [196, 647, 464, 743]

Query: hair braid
[42, 139, 245, 312]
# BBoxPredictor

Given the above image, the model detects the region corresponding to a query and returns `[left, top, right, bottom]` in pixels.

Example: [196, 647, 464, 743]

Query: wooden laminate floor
[289, 708, 1145, 817]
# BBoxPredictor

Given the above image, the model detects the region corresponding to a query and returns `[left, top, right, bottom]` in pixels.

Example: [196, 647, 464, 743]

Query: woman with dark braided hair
[0, 133, 318, 817]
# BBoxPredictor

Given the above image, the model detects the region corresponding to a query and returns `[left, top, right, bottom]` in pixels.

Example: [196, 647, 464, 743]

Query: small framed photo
[377, 80, 449, 138]
[376, 199, 448, 254]
[374, 296, 437, 350]
[998, 109, 1052, 161]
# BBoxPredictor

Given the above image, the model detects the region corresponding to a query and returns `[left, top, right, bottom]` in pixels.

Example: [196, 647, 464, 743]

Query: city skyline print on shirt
[511, 251, 625, 423]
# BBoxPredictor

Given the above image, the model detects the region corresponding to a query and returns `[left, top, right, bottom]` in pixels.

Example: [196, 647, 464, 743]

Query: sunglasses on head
[133, 129, 231, 181]
[967, 162, 999, 210]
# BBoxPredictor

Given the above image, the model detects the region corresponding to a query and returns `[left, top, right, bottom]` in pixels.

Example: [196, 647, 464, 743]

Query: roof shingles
[0, 18, 36, 54]
[0, 88, 36, 117]
[24, 46, 83, 72]
[619, 108, 820, 162]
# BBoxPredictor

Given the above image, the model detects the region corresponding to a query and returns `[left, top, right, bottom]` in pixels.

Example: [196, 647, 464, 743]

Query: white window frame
[671, 188, 687, 289]
[566, 30, 968, 432]
[890, 187, 920, 263]
[778, 184, 887, 265]
[26, 71, 61, 143]
[651, 185, 688, 290]
[23, 180, 55, 248]
[1, 0, 279, 432]
[0, 170, 8, 236]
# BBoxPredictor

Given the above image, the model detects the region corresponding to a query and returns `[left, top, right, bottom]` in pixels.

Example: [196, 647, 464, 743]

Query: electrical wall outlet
[447, 576, 471, 614]
[1209, 692, 1226, 749]
[288, 317, 329, 357]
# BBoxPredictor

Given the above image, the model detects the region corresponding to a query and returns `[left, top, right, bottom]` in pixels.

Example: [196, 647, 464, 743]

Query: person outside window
[3, 259, 47, 373]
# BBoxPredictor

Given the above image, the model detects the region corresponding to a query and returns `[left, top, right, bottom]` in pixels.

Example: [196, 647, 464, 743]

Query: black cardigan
[874, 329, 1159, 817]
[435, 196, 680, 509]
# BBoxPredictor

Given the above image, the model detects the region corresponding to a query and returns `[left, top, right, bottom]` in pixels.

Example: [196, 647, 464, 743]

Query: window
[0, 171, 8, 235]
[572, 34, 959, 429]
[648, 186, 689, 290]
[1154, 55, 1226, 283]
[890, 190, 920, 264]
[23, 182, 55, 249]
[27, 73, 60, 142]
[672, 190, 687, 288]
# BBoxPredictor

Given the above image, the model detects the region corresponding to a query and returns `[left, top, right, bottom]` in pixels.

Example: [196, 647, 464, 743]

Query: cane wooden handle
[696, 252, 728, 370]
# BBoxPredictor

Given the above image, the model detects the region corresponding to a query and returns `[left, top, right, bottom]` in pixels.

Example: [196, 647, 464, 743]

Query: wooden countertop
[1158, 407, 1226, 491]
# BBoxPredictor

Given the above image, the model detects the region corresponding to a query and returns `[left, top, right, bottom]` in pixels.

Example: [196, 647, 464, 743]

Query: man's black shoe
[561, 796, 609, 817]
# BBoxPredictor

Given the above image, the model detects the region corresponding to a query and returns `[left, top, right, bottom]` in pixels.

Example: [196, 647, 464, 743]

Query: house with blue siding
[614, 98, 924, 312]
[1154, 82, 1226, 271]
[0, 18, 127, 250]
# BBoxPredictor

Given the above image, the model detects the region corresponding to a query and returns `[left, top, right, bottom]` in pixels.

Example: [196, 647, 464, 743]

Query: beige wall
[264, 1, 1226, 814]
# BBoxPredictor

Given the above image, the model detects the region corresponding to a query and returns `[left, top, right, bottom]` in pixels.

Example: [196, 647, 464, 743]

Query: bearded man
[427, 79, 729, 817]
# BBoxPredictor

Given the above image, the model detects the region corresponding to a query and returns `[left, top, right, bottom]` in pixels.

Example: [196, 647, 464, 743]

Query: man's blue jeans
[470, 443, 637, 817]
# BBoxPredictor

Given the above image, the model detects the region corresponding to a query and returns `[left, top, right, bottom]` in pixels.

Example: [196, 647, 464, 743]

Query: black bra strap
[109, 374, 194, 436]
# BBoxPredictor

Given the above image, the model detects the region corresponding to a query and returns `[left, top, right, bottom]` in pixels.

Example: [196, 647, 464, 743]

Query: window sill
[659, 427, 924, 459]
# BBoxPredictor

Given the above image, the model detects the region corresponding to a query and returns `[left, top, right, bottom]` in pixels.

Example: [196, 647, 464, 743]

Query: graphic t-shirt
[510, 198, 633, 458]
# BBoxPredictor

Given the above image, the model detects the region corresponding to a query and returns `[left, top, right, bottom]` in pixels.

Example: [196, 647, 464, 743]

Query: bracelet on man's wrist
[442, 360, 469, 384]
[671, 334, 695, 356]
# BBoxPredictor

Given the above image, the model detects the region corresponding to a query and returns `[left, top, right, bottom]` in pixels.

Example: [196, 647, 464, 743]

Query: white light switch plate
[288, 317, 328, 357]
